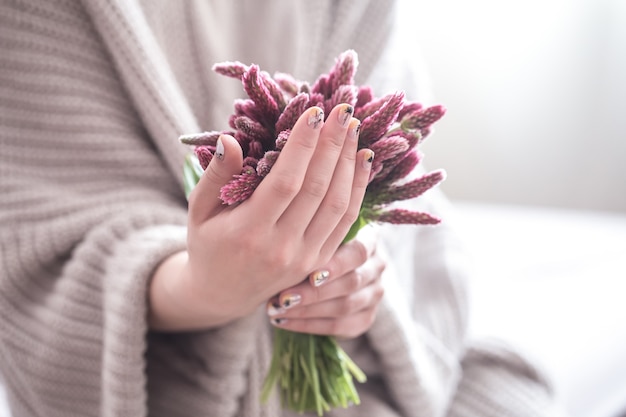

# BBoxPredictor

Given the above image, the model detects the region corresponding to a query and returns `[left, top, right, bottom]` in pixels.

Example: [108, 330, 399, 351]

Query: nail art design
[215, 136, 225, 160]
[338, 104, 354, 127]
[349, 120, 361, 138]
[267, 301, 286, 317]
[310, 270, 330, 287]
[362, 150, 374, 168]
[281, 294, 301, 309]
[307, 108, 324, 129]
[271, 318, 287, 326]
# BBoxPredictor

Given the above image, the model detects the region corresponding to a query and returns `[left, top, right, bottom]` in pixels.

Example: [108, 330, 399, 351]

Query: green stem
[261, 331, 366, 414]
[261, 213, 371, 414]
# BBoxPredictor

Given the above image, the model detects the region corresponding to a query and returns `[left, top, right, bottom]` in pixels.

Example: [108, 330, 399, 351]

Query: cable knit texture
[0, 1, 565, 416]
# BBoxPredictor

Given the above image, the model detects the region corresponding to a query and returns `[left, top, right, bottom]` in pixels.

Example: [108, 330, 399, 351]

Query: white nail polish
[362, 150, 374, 169]
[338, 104, 354, 127]
[281, 294, 301, 309]
[267, 303, 286, 316]
[311, 270, 330, 287]
[215, 137, 225, 160]
[307, 108, 324, 129]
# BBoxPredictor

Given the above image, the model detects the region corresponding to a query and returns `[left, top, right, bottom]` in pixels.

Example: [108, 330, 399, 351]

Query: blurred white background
[409, 0, 626, 213]
[399, 1, 626, 417]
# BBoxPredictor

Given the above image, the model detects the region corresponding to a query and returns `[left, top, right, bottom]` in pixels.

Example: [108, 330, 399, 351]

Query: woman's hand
[149, 104, 374, 331]
[266, 228, 386, 339]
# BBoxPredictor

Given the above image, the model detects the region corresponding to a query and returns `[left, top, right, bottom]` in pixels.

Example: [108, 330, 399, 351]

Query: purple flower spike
[359, 92, 405, 146]
[311, 75, 331, 97]
[275, 130, 290, 151]
[260, 70, 287, 110]
[212, 61, 249, 79]
[195, 146, 214, 170]
[401, 105, 447, 131]
[395, 129, 423, 150]
[243, 65, 280, 126]
[243, 157, 259, 169]
[247, 140, 265, 159]
[275, 93, 309, 134]
[355, 85, 374, 108]
[257, 151, 280, 177]
[220, 167, 262, 205]
[179, 131, 222, 146]
[326, 85, 358, 111]
[233, 99, 265, 123]
[233, 116, 271, 144]
[376, 209, 441, 225]
[398, 102, 423, 120]
[328, 49, 358, 92]
[370, 136, 410, 162]
[308, 93, 325, 112]
[369, 136, 410, 179]
[373, 150, 423, 187]
[354, 92, 400, 122]
[274, 72, 301, 97]
[370, 169, 446, 206]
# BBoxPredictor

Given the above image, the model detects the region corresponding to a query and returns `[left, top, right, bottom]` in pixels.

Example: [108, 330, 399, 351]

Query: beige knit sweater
[0, 1, 565, 416]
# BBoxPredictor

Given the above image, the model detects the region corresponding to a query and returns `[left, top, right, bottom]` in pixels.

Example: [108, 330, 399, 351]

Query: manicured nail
[338, 104, 354, 127]
[215, 136, 225, 160]
[271, 318, 287, 326]
[267, 301, 286, 317]
[281, 294, 301, 309]
[348, 119, 361, 139]
[362, 150, 374, 169]
[310, 270, 330, 287]
[307, 107, 324, 129]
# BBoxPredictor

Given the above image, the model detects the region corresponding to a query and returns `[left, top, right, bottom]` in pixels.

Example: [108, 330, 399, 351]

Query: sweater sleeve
[0, 2, 191, 416]
[363, 190, 469, 417]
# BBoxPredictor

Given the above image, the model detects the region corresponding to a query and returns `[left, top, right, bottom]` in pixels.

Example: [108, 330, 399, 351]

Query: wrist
[148, 251, 234, 331]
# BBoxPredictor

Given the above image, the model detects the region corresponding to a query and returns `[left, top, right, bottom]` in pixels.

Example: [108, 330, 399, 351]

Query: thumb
[188, 134, 243, 224]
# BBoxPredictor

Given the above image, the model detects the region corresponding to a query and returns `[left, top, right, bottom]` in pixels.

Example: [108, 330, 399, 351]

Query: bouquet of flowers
[180, 50, 446, 415]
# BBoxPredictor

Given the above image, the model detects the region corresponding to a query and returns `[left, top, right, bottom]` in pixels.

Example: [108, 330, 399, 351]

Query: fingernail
[310, 270, 330, 287]
[281, 294, 301, 309]
[215, 136, 225, 160]
[338, 104, 354, 127]
[348, 119, 361, 139]
[362, 150, 374, 169]
[271, 318, 287, 326]
[307, 107, 324, 129]
[267, 301, 286, 317]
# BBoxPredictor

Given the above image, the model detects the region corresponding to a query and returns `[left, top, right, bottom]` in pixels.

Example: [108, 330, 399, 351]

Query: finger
[307, 230, 376, 288]
[300, 116, 360, 245]
[274, 253, 384, 311]
[247, 106, 324, 223]
[271, 302, 381, 339]
[318, 148, 374, 259]
[188, 135, 243, 225]
[277, 104, 355, 236]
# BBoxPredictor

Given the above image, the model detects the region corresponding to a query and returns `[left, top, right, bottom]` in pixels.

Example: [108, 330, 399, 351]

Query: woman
[0, 1, 565, 416]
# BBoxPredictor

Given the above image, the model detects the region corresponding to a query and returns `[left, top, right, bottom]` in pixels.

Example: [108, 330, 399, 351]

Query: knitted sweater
[0, 1, 564, 416]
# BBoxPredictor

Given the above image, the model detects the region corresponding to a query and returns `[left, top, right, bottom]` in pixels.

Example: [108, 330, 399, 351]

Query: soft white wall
[404, 0, 626, 212]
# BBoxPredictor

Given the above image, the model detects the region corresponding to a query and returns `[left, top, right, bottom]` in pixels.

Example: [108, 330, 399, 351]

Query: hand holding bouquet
[181, 50, 446, 415]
